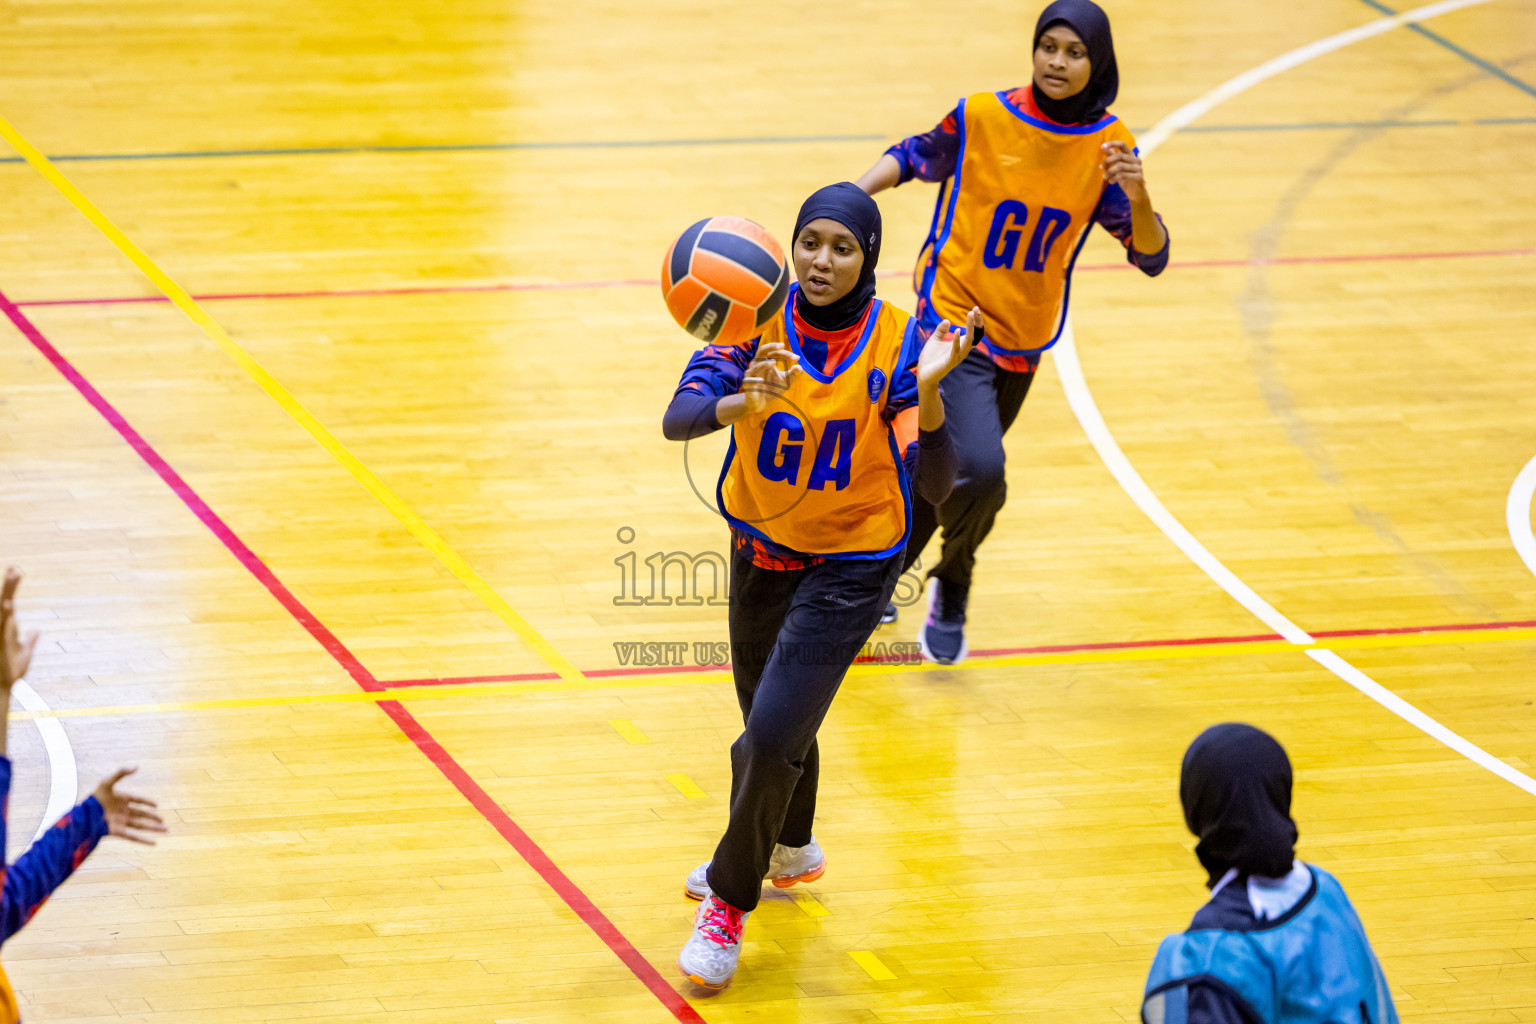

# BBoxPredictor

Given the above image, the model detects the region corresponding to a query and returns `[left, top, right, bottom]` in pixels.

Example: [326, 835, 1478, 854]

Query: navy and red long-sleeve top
[0, 757, 109, 945]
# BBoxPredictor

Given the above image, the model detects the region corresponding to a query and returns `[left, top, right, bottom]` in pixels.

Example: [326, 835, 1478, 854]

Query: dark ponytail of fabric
[791, 182, 882, 332]
[1030, 0, 1120, 125]
[1180, 723, 1299, 887]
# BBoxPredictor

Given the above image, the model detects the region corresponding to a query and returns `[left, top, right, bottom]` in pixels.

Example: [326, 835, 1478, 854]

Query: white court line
[1055, 0, 1536, 796]
[1135, 0, 1499, 155]
[10, 681, 79, 844]
[1507, 456, 1536, 579]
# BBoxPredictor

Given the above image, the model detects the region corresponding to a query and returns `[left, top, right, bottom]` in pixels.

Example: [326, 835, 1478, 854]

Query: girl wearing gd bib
[856, 0, 1170, 665]
[661, 183, 978, 990]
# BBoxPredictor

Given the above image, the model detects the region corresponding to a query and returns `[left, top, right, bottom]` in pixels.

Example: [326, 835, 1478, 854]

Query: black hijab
[792, 182, 882, 333]
[1180, 723, 1299, 887]
[1031, 0, 1119, 126]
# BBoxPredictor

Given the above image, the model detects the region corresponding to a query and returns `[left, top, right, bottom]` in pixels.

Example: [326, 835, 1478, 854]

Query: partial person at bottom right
[1142, 723, 1398, 1024]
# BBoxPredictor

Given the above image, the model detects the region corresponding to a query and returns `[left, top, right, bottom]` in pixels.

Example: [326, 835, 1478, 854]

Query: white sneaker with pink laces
[678, 894, 749, 990]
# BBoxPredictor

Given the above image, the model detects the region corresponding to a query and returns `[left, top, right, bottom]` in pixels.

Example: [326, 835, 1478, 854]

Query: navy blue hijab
[1181, 723, 1299, 887]
[792, 182, 882, 333]
[1032, 0, 1119, 125]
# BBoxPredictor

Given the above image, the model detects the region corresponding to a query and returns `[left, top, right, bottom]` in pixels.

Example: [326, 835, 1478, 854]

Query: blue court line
[2, 118, 1533, 167]
[1355, 0, 1536, 100]
[1180, 118, 1459, 131]
[0, 132, 888, 165]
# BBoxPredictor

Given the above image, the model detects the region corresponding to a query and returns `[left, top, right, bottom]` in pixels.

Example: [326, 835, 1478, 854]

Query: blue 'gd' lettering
[983, 200, 1029, 269]
[982, 202, 1073, 272]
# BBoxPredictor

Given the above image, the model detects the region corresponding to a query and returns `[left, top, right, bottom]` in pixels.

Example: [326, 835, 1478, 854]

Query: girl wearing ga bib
[855, 0, 1170, 665]
[661, 184, 977, 991]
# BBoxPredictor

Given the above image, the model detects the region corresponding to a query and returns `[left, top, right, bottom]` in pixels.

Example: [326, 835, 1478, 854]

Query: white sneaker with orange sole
[684, 837, 827, 900]
[678, 894, 749, 990]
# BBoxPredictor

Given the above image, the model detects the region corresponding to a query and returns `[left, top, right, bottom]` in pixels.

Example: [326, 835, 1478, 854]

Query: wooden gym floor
[2, 0, 1535, 1020]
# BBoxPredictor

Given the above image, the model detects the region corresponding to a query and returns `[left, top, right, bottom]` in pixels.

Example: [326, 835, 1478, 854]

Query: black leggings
[706, 544, 903, 912]
[903, 346, 1036, 589]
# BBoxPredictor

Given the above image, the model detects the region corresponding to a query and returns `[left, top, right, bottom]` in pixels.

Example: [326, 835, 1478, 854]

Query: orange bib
[918, 91, 1136, 356]
[0, 966, 17, 1024]
[718, 293, 918, 558]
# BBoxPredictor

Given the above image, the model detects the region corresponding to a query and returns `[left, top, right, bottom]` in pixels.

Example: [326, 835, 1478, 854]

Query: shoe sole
[771, 859, 826, 888]
[685, 859, 826, 901]
[679, 964, 733, 991]
[917, 628, 968, 666]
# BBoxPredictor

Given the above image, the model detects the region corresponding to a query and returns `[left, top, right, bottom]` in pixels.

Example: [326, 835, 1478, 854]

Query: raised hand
[916, 307, 982, 391]
[1100, 141, 1148, 202]
[93, 768, 168, 845]
[741, 341, 802, 414]
[1, 568, 40, 692]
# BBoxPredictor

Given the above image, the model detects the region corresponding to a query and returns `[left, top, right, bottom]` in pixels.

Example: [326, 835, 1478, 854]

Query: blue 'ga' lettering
[807, 419, 855, 491]
[758, 411, 805, 484]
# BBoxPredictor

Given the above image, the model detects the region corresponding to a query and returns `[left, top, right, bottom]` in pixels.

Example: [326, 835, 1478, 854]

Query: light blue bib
[1142, 865, 1397, 1024]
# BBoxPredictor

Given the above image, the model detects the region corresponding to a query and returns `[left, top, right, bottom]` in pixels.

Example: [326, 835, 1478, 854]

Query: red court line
[15, 277, 658, 308]
[1151, 246, 1536, 273]
[13, 246, 1535, 309]
[387, 669, 563, 687]
[370, 617, 1536, 688]
[0, 289, 708, 1024]
[0, 290, 377, 692]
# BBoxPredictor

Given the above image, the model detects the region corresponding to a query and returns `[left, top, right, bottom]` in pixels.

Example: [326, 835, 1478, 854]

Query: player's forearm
[714, 393, 751, 426]
[913, 420, 957, 505]
[1129, 190, 1167, 255]
[0, 686, 12, 758]
[855, 154, 902, 195]
[662, 390, 724, 440]
[917, 381, 945, 431]
[1, 794, 108, 944]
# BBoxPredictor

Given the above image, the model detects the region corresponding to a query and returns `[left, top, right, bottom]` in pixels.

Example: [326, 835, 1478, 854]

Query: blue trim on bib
[785, 287, 883, 383]
[996, 90, 1119, 135]
[717, 314, 914, 560]
[892, 315, 924, 410]
[715, 429, 739, 528]
[916, 97, 968, 315]
[981, 212, 1096, 357]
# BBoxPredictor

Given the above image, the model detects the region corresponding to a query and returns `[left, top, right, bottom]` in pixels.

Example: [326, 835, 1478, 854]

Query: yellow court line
[666, 773, 706, 799]
[609, 719, 649, 743]
[11, 625, 1534, 722]
[848, 951, 897, 981]
[1318, 627, 1536, 651]
[0, 113, 583, 684]
[788, 890, 830, 918]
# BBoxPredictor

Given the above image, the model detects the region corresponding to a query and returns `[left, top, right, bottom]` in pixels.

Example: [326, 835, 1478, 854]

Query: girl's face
[793, 218, 864, 305]
[1033, 24, 1091, 100]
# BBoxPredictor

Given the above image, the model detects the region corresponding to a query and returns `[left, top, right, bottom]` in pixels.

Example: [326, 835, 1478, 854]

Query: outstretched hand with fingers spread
[93, 768, 168, 845]
[1, 567, 40, 692]
[916, 307, 983, 391]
